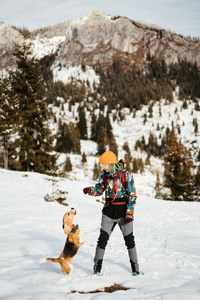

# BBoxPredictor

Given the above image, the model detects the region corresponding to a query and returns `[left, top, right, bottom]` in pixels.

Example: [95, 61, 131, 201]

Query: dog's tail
[45, 257, 60, 263]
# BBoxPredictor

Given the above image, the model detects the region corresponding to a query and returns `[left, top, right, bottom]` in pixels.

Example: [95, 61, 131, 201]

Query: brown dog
[44, 208, 101, 274]
[45, 208, 81, 274]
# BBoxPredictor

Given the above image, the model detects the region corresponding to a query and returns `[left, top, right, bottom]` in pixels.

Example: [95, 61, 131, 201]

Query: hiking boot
[93, 259, 102, 274]
[130, 259, 139, 275]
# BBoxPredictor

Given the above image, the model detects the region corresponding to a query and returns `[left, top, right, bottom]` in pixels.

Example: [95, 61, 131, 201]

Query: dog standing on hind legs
[44, 208, 100, 274]
[45, 208, 80, 274]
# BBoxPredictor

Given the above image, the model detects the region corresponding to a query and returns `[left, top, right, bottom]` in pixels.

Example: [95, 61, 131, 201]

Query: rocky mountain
[0, 22, 24, 70]
[0, 11, 200, 71]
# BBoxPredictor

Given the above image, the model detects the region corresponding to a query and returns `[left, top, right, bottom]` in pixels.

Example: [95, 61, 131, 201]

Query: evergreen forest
[0, 41, 200, 201]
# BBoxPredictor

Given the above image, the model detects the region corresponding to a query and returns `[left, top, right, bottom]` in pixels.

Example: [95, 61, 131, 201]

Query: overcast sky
[1, 0, 200, 37]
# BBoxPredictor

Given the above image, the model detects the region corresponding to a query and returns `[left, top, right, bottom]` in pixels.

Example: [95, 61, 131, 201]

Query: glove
[83, 187, 90, 194]
[125, 209, 134, 223]
[125, 199, 135, 223]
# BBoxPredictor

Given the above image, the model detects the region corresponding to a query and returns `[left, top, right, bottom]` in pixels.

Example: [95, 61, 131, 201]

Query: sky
[0, 0, 200, 38]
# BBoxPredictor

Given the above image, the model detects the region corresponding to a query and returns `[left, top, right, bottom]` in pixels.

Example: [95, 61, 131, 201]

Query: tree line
[0, 40, 199, 201]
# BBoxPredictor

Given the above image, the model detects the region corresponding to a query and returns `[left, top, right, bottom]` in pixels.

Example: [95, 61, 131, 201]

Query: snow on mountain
[31, 35, 66, 59]
[51, 74, 200, 177]
[0, 164, 200, 299]
[53, 64, 99, 86]
[113, 97, 200, 158]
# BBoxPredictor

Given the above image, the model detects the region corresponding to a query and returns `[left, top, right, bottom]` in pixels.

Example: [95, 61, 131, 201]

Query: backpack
[103, 170, 126, 197]
[103, 170, 126, 204]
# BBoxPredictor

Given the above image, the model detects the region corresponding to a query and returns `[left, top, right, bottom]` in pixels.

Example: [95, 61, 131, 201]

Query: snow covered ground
[53, 65, 100, 86]
[0, 165, 200, 300]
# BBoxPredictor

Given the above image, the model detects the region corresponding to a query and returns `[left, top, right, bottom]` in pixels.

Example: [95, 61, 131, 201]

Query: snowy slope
[31, 36, 66, 60]
[1, 35, 200, 298]
[52, 86, 200, 180]
[53, 65, 99, 86]
[0, 167, 200, 300]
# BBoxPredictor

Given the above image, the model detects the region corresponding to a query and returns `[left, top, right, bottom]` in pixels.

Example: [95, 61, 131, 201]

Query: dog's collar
[70, 224, 79, 233]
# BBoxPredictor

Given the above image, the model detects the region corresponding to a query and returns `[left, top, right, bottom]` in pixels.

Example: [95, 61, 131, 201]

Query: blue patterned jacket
[87, 160, 137, 215]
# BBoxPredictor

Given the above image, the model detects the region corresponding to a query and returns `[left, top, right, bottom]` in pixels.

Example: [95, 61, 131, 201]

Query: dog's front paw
[64, 223, 72, 235]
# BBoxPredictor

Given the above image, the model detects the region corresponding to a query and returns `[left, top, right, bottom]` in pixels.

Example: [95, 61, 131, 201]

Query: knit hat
[99, 150, 117, 164]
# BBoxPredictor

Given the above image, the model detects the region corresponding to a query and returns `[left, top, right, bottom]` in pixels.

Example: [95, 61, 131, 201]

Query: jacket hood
[104, 159, 126, 177]
[116, 159, 126, 172]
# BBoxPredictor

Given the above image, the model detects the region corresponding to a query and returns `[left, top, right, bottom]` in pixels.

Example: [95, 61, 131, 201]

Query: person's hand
[125, 209, 134, 223]
[125, 199, 136, 223]
[83, 187, 90, 194]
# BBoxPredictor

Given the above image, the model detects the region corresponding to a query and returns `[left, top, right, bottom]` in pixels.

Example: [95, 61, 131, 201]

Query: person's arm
[83, 171, 105, 196]
[125, 171, 137, 222]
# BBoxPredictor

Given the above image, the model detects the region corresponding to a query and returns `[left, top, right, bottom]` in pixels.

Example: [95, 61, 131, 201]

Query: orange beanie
[99, 150, 117, 164]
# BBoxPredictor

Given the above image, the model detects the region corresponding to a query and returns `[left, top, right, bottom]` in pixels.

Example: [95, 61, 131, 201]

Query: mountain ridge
[0, 11, 200, 71]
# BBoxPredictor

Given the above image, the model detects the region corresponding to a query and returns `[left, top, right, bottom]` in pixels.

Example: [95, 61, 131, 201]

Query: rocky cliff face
[0, 23, 24, 70]
[0, 11, 200, 71]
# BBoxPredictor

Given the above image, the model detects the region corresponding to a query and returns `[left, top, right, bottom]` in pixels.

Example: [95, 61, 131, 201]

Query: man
[83, 150, 139, 276]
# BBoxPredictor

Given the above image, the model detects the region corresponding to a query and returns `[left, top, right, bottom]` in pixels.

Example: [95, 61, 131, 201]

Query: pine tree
[109, 138, 118, 157]
[145, 152, 151, 165]
[123, 142, 131, 158]
[132, 158, 138, 173]
[182, 99, 188, 109]
[0, 78, 14, 141]
[0, 75, 25, 170]
[55, 122, 81, 154]
[90, 113, 97, 141]
[77, 108, 87, 139]
[143, 113, 147, 124]
[0, 77, 13, 169]
[68, 123, 81, 154]
[56, 123, 70, 153]
[193, 167, 200, 200]
[97, 125, 106, 155]
[93, 162, 101, 180]
[82, 152, 87, 163]
[155, 173, 161, 192]
[2, 42, 57, 173]
[96, 113, 106, 142]
[163, 130, 193, 201]
[193, 118, 198, 134]
[139, 158, 144, 173]
[64, 156, 72, 172]
[148, 103, 153, 118]
[105, 113, 113, 141]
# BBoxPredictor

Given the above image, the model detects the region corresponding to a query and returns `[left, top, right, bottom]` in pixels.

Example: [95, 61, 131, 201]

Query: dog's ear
[62, 217, 64, 229]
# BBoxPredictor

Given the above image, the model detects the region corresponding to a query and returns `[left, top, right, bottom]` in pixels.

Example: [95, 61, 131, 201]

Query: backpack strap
[103, 174, 107, 188]
[120, 170, 126, 189]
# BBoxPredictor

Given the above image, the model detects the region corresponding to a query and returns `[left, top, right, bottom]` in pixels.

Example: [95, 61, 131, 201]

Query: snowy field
[1, 25, 200, 299]
[0, 166, 200, 300]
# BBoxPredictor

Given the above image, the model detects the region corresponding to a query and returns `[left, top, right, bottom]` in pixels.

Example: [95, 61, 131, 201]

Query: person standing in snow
[83, 150, 139, 276]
